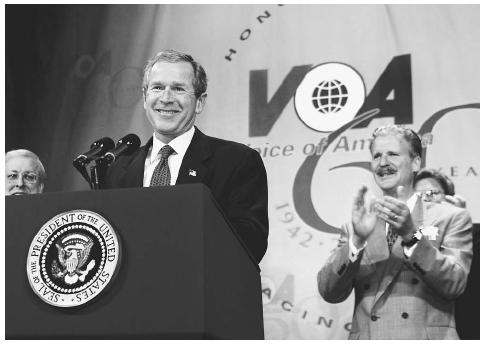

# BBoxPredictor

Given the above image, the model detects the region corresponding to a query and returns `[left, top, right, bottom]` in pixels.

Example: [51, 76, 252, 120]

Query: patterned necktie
[150, 145, 175, 186]
[387, 224, 399, 252]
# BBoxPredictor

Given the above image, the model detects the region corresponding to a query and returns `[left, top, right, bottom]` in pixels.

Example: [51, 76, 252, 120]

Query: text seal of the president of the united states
[26, 210, 120, 307]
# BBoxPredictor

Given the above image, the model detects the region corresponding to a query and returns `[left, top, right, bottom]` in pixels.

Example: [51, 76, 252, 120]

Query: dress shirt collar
[149, 126, 195, 163]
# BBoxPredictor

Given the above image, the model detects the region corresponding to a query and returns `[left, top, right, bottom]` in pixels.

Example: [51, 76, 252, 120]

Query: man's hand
[352, 186, 377, 247]
[373, 186, 418, 242]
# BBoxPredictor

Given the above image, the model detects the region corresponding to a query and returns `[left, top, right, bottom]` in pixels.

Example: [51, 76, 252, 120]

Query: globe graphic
[312, 79, 348, 114]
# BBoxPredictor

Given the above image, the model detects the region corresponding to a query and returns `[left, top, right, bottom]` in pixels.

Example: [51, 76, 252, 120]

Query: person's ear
[195, 93, 207, 115]
[412, 156, 421, 173]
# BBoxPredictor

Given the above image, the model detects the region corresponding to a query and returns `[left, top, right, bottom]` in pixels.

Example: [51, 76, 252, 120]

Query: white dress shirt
[349, 193, 419, 261]
[143, 126, 195, 186]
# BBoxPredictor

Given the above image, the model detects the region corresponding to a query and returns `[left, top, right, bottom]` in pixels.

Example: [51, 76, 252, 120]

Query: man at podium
[105, 49, 269, 263]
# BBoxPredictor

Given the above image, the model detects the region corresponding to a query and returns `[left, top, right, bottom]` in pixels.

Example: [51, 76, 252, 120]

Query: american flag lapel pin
[189, 169, 197, 177]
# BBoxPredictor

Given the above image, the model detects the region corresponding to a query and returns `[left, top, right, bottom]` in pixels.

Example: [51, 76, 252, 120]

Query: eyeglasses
[6, 172, 39, 184]
[147, 85, 196, 98]
[417, 190, 443, 201]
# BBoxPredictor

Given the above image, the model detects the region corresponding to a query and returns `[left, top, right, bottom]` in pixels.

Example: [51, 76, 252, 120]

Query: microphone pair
[73, 134, 141, 168]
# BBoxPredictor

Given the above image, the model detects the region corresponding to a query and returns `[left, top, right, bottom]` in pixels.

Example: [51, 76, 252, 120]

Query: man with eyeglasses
[6, 149, 46, 195]
[414, 167, 477, 339]
[414, 168, 466, 208]
[318, 125, 473, 339]
[104, 49, 269, 263]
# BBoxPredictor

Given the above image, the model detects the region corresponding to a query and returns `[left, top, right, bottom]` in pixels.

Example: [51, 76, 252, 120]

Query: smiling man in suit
[105, 49, 268, 262]
[318, 125, 473, 339]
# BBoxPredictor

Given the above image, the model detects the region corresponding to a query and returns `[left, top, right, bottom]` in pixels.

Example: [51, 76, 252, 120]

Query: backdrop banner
[6, 4, 479, 339]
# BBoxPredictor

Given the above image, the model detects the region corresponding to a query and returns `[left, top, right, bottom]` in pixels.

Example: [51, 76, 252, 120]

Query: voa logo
[249, 54, 413, 136]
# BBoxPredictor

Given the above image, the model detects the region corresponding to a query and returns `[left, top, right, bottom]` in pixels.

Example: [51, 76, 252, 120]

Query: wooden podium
[5, 184, 264, 339]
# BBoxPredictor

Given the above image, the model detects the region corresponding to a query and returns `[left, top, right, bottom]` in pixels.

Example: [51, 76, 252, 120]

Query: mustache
[375, 166, 397, 176]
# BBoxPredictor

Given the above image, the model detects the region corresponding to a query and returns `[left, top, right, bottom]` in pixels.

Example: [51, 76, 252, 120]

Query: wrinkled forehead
[6, 156, 39, 173]
[371, 133, 412, 154]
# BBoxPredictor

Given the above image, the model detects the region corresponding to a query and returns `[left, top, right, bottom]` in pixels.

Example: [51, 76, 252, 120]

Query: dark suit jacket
[104, 127, 269, 263]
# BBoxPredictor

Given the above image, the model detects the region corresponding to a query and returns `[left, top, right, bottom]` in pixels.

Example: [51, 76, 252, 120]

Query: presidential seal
[26, 210, 120, 307]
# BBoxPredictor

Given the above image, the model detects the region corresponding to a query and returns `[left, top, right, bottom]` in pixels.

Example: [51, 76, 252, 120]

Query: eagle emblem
[51, 233, 96, 285]
[27, 210, 120, 307]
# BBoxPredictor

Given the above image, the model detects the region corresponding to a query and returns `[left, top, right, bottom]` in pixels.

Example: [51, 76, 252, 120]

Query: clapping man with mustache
[318, 125, 473, 339]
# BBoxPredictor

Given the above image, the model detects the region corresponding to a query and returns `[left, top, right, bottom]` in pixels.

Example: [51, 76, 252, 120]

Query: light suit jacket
[318, 200, 473, 339]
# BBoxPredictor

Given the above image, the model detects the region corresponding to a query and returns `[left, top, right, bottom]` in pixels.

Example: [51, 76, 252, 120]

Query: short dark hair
[369, 125, 422, 158]
[414, 168, 455, 195]
[142, 49, 207, 99]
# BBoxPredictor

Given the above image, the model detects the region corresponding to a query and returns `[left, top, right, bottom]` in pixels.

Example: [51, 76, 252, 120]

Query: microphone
[73, 137, 115, 168]
[103, 134, 141, 164]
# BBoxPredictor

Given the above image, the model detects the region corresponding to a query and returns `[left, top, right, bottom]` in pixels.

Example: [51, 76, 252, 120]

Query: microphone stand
[73, 160, 93, 190]
[90, 158, 109, 190]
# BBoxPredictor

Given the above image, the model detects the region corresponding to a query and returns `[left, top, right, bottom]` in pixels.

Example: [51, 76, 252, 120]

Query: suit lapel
[364, 220, 399, 309]
[176, 127, 211, 185]
[119, 139, 151, 187]
[372, 236, 406, 308]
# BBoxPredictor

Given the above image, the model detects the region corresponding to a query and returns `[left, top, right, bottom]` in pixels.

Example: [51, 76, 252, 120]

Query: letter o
[240, 29, 251, 41]
[303, 143, 316, 156]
